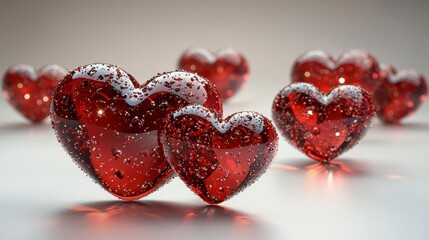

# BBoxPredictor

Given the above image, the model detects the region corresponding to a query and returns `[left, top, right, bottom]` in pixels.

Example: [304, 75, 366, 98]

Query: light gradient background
[0, 0, 428, 239]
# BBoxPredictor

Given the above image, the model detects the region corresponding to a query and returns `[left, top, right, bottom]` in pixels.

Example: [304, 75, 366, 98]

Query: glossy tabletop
[1, 0, 428, 239]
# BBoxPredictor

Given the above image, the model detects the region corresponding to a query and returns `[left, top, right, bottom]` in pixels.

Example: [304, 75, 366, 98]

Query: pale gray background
[1, 0, 428, 239]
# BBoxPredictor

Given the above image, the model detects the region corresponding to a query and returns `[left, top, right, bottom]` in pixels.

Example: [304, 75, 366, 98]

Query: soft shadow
[48, 200, 270, 240]
[272, 159, 369, 190]
[368, 122, 429, 142]
[273, 158, 368, 176]
[0, 122, 51, 134]
[374, 122, 429, 130]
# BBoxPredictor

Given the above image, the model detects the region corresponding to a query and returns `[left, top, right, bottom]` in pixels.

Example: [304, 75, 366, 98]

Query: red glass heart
[292, 50, 381, 94]
[375, 64, 428, 124]
[2, 64, 67, 122]
[178, 47, 249, 101]
[51, 64, 222, 200]
[161, 105, 278, 204]
[272, 83, 375, 162]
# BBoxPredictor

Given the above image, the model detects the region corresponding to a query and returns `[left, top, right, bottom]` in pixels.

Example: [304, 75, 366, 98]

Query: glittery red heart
[51, 64, 222, 200]
[272, 83, 375, 162]
[2, 64, 67, 122]
[178, 47, 249, 101]
[292, 50, 381, 94]
[375, 64, 428, 124]
[161, 105, 278, 204]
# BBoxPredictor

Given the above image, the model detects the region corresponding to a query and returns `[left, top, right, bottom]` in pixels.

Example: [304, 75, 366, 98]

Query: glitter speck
[339, 77, 345, 84]
[24, 94, 30, 100]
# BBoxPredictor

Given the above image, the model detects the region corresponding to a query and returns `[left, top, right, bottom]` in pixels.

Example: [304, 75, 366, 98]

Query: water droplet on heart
[114, 169, 124, 179]
[111, 148, 122, 159]
[312, 127, 320, 135]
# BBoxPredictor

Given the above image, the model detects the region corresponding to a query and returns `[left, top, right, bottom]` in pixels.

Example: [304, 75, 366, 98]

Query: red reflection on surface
[271, 163, 300, 172]
[59, 201, 255, 225]
[47, 201, 264, 240]
[306, 161, 354, 175]
[386, 174, 407, 180]
[51, 201, 263, 240]
[304, 161, 362, 189]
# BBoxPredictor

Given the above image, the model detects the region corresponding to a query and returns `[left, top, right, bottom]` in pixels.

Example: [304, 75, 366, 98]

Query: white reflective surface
[1, 0, 429, 239]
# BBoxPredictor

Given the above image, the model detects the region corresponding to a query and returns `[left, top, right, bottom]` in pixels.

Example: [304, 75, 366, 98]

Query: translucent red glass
[2, 64, 67, 122]
[51, 64, 222, 200]
[375, 64, 428, 124]
[292, 50, 381, 94]
[178, 47, 249, 101]
[161, 105, 278, 204]
[272, 83, 375, 162]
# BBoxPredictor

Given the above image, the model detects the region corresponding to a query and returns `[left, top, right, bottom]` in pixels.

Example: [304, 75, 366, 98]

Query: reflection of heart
[51, 63, 222, 200]
[375, 64, 428, 124]
[161, 105, 278, 204]
[178, 47, 249, 101]
[292, 50, 381, 94]
[2, 64, 67, 122]
[272, 83, 375, 162]
[54, 201, 259, 240]
[63, 201, 252, 223]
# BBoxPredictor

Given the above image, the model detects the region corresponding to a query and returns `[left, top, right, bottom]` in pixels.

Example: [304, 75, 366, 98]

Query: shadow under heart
[48, 200, 273, 240]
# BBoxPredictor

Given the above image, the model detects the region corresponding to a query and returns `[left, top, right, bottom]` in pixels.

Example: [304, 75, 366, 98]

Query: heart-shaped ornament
[3, 64, 67, 122]
[161, 105, 278, 204]
[51, 63, 222, 200]
[272, 83, 375, 162]
[375, 64, 427, 124]
[292, 50, 381, 94]
[178, 47, 249, 101]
